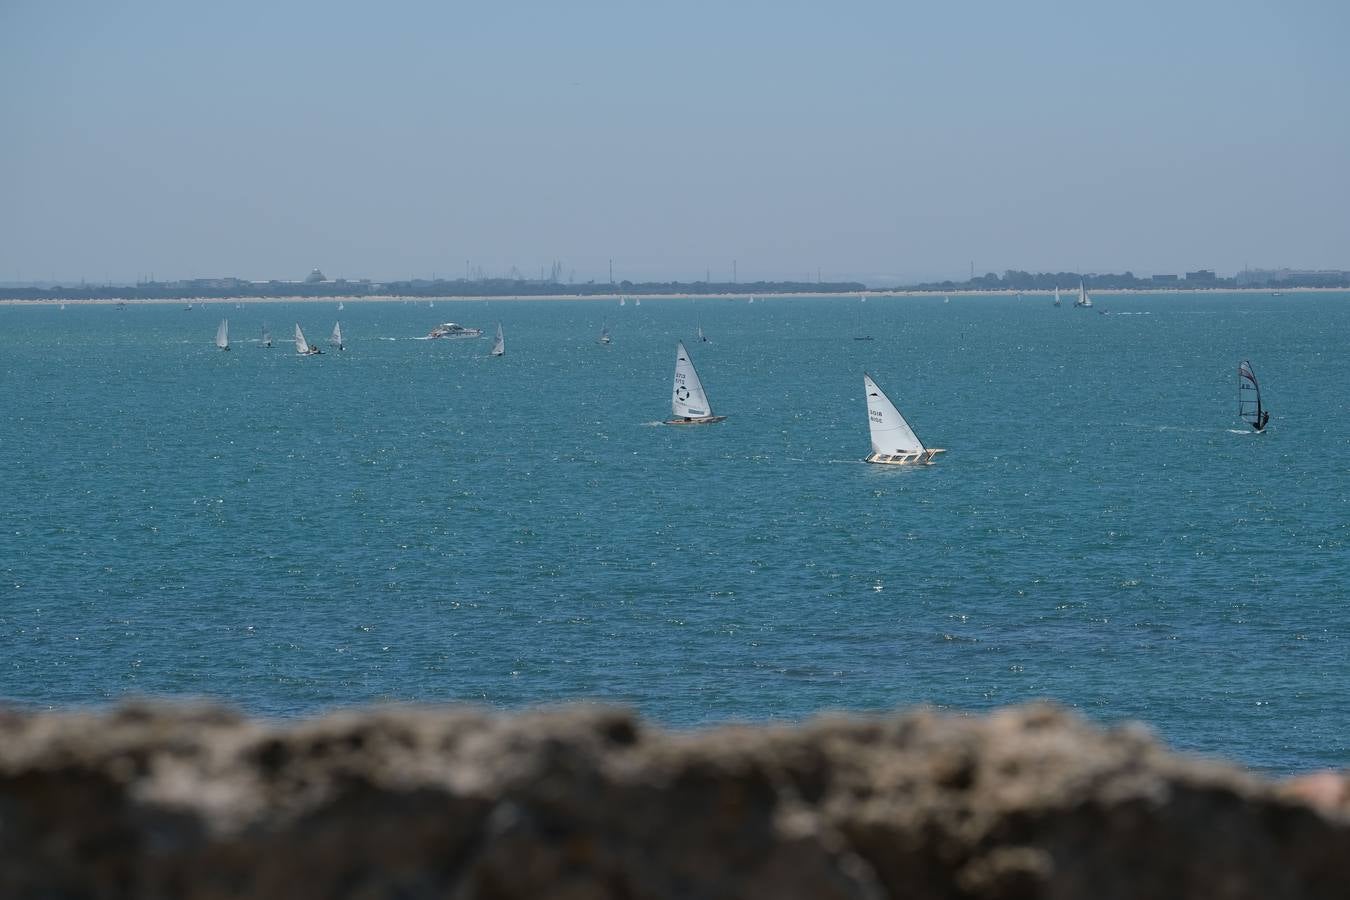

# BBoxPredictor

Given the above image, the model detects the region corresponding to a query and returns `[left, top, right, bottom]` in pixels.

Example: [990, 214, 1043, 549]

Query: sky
[2, 0, 1348, 285]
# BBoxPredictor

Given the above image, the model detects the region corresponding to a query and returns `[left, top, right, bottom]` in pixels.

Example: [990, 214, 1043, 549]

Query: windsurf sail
[1238, 360, 1269, 432]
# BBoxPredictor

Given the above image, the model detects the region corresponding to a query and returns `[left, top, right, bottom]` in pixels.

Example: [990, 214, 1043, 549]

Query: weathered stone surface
[0, 701, 1345, 899]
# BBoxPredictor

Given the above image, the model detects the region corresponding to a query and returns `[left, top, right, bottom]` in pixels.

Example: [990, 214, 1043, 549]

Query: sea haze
[1, 292, 1346, 774]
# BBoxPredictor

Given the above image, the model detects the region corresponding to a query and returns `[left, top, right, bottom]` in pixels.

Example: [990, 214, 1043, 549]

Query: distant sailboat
[597, 323, 612, 345]
[748, 296, 755, 304]
[863, 373, 944, 465]
[665, 341, 726, 425]
[697, 321, 709, 343]
[330, 321, 344, 350]
[635, 297, 641, 307]
[1053, 287, 1062, 307]
[490, 322, 505, 357]
[337, 301, 345, 311]
[294, 323, 322, 355]
[1238, 360, 1270, 433]
[215, 319, 230, 351]
[619, 296, 626, 307]
[262, 324, 272, 348]
[1074, 281, 1093, 308]
[854, 295, 873, 341]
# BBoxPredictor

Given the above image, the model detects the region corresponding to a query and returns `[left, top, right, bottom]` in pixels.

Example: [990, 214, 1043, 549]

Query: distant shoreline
[1, 286, 1344, 307]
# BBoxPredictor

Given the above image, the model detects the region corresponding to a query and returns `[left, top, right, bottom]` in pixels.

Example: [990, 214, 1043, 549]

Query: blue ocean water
[1, 293, 1346, 774]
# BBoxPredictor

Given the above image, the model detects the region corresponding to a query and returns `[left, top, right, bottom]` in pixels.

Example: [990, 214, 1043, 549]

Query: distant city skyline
[4, 1, 1348, 285]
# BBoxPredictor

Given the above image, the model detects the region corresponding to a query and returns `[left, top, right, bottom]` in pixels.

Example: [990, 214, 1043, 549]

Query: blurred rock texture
[1, 702, 1346, 899]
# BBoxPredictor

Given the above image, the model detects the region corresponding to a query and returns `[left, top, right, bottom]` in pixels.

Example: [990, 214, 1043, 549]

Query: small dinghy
[330, 321, 344, 350]
[664, 341, 726, 425]
[215, 319, 230, 351]
[294, 323, 322, 356]
[490, 322, 505, 357]
[863, 373, 944, 465]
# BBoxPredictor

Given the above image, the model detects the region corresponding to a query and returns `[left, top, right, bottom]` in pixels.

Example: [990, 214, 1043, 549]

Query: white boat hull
[664, 415, 727, 426]
[865, 448, 945, 466]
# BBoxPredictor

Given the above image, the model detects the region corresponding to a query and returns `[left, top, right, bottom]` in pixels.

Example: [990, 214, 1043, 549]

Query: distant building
[1151, 274, 1179, 283]
[305, 268, 327, 283]
[1184, 269, 1216, 282]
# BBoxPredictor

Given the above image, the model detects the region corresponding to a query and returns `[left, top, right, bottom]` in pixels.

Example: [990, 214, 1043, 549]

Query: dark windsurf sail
[1238, 360, 1269, 432]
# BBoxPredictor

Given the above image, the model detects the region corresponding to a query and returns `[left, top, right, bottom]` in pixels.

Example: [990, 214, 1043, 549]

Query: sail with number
[1238, 360, 1269, 432]
[490, 323, 504, 357]
[863, 373, 944, 465]
[666, 341, 725, 424]
[215, 319, 230, 351]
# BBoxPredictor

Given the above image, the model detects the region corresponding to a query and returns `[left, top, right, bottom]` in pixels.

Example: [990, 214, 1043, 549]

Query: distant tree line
[905, 269, 1350, 291]
[0, 277, 865, 301]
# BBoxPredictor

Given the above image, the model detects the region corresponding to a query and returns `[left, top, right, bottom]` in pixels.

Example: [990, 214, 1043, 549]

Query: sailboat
[1238, 360, 1270, 433]
[619, 296, 626, 307]
[1053, 287, 1062, 307]
[635, 297, 641, 307]
[863, 373, 944, 465]
[262, 324, 272, 348]
[330, 321, 344, 350]
[294, 323, 322, 355]
[597, 323, 612, 345]
[1074, 281, 1093, 308]
[337, 301, 344, 311]
[490, 322, 505, 357]
[854, 295, 873, 341]
[697, 321, 709, 343]
[665, 341, 726, 425]
[215, 319, 230, 351]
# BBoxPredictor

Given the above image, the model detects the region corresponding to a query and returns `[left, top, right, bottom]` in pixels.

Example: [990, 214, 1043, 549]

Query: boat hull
[664, 415, 727, 426]
[866, 448, 945, 466]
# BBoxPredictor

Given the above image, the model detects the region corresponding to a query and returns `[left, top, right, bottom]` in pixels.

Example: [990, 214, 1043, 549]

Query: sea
[1, 292, 1346, 775]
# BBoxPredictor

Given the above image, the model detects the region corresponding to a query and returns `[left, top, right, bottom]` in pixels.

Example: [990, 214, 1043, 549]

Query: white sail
[635, 297, 641, 306]
[294, 323, 311, 355]
[215, 319, 229, 350]
[262, 325, 272, 347]
[337, 301, 344, 311]
[598, 323, 611, 344]
[490, 322, 504, 356]
[864, 373, 925, 456]
[1054, 287, 1061, 306]
[619, 296, 626, 306]
[671, 341, 716, 420]
[330, 321, 343, 348]
[1076, 281, 1092, 307]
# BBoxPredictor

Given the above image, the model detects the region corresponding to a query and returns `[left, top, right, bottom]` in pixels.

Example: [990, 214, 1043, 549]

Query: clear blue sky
[3, 0, 1347, 284]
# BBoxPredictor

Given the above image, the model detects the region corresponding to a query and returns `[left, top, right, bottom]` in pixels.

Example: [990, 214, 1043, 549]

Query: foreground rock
[0, 702, 1345, 899]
